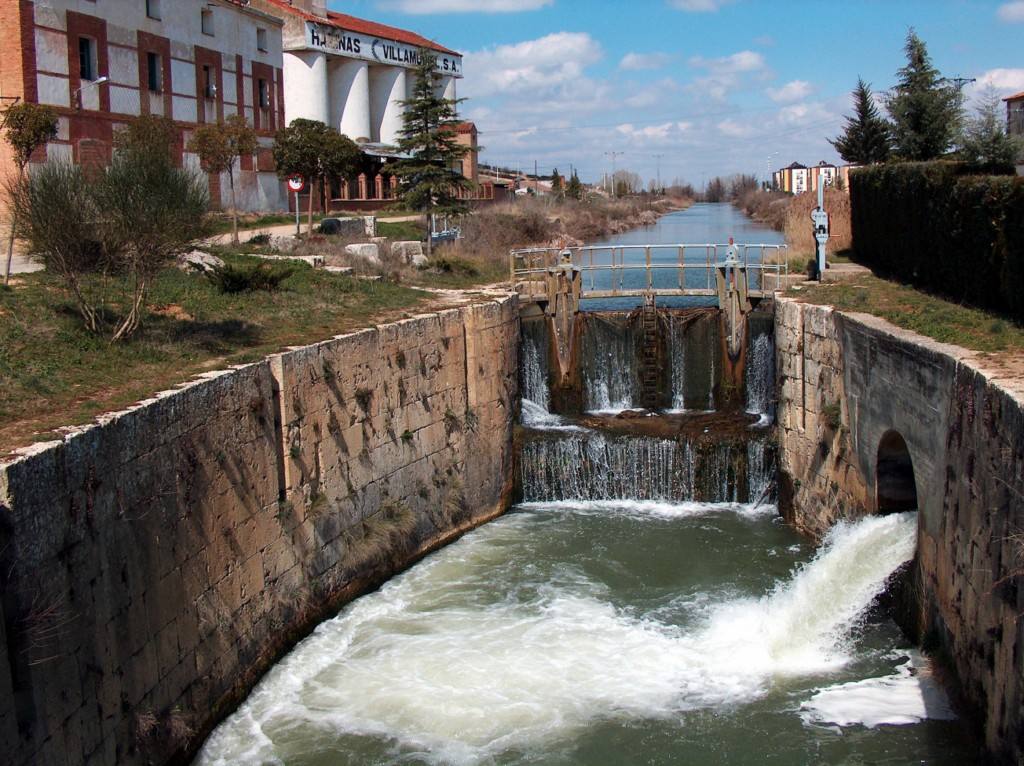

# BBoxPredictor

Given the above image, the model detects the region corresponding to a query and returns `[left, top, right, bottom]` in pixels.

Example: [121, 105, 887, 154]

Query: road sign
[287, 175, 306, 193]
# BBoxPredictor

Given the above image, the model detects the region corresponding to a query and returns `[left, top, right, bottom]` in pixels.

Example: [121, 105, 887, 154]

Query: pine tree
[551, 168, 564, 199]
[566, 172, 583, 200]
[829, 78, 892, 164]
[960, 86, 1023, 169]
[885, 29, 963, 160]
[392, 48, 470, 259]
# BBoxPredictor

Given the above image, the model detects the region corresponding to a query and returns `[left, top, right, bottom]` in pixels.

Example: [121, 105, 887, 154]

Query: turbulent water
[195, 506, 976, 766]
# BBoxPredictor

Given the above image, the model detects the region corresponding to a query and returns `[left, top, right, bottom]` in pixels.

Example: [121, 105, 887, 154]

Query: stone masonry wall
[775, 296, 1024, 764]
[0, 295, 518, 766]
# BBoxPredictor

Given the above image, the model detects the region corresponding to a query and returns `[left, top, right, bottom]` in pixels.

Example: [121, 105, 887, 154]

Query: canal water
[195, 203, 982, 765]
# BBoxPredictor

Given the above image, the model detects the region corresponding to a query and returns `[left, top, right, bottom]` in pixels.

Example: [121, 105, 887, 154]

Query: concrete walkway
[5, 252, 44, 275]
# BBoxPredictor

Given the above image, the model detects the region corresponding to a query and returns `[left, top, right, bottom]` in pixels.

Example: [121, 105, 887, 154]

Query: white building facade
[252, 0, 462, 147]
[3, 0, 289, 211]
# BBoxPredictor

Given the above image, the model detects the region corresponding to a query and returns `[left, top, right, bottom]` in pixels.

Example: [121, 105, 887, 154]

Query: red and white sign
[287, 175, 306, 193]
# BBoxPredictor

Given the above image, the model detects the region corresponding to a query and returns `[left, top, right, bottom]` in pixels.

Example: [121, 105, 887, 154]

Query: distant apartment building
[0, 0, 288, 211]
[773, 160, 852, 194]
[1006, 91, 1024, 174]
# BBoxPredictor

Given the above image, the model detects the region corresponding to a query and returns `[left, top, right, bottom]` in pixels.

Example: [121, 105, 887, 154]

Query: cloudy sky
[338, 0, 1024, 187]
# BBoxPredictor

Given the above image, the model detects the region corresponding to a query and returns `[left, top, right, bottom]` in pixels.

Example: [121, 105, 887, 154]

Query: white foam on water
[520, 399, 587, 432]
[517, 499, 778, 521]
[195, 511, 919, 766]
[799, 651, 957, 728]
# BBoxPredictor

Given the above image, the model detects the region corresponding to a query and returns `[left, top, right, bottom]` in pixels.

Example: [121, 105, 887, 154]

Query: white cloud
[670, 0, 733, 12]
[686, 50, 767, 101]
[615, 121, 690, 142]
[717, 119, 754, 138]
[463, 32, 602, 96]
[997, 1, 1024, 22]
[619, 52, 673, 71]
[767, 79, 813, 103]
[378, 0, 552, 13]
[970, 67, 1024, 95]
[690, 50, 765, 74]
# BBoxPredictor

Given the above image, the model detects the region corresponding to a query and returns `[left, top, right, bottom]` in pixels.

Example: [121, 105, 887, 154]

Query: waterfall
[669, 317, 687, 411]
[520, 324, 550, 411]
[581, 315, 640, 412]
[520, 431, 773, 505]
[745, 326, 775, 424]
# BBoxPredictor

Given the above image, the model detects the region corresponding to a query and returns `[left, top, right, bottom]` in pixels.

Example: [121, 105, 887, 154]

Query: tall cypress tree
[392, 48, 470, 259]
[885, 29, 963, 160]
[829, 78, 892, 164]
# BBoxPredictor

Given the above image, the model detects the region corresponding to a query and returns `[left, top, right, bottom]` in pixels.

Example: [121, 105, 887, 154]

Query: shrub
[850, 161, 1023, 318]
[199, 261, 295, 293]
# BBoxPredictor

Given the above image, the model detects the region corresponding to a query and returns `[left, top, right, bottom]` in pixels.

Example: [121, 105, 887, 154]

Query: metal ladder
[639, 292, 661, 410]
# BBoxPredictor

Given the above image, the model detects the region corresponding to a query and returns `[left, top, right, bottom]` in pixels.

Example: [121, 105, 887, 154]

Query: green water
[195, 501, 983, 765]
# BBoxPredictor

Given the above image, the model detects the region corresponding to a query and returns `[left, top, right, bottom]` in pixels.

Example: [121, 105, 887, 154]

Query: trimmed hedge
[850, 161, 1024, 318]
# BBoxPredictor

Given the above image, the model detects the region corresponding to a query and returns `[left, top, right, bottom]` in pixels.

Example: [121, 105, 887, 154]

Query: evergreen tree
[829, 78, 892, 164]
[392, 48, 470, 259]
[960, 86, 1023, 169]
[885, 29, 963, 160]
[551, 168, 564, 199]
[566, 172, 583, 200]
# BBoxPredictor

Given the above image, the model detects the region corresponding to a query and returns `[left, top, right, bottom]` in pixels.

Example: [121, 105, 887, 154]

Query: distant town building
[773, 160, 854, 194]
[773, 162, 808, 194]
[1005, 91, 1024, 175]
[0, 0, 288, 211]
[1005, 91, 1024, 138]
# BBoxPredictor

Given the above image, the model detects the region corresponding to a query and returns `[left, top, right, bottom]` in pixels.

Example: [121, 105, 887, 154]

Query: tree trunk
[229, 168, 239, 245]
[425, 206, 432, 261]
[307, 180, 315, 235]
[3, 165, 25, 286]
[111, 273, 147, 342]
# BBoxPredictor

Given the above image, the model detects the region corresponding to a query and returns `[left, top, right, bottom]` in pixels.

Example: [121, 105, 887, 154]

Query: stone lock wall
[775, 296, 1024, 764]
[0, 296, 518, 766]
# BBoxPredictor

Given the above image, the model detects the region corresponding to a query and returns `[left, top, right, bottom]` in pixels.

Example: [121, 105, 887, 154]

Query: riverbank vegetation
[0, 255, 435, 452]
[790, 274, 1024, 356]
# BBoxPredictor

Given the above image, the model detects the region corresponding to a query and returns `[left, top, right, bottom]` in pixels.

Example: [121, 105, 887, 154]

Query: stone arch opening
[876, 430, 918, 513]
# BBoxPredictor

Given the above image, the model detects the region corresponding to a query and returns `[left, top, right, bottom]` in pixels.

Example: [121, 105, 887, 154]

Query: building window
[146, 51, 162, 92]
[256, 27, 268, 52]
[201, 8, 214, 36]
[258, 78, 269, 108]
[202, 64, 216, 99]
[79, 37, 97, 81]
[146, 0, 160, 20]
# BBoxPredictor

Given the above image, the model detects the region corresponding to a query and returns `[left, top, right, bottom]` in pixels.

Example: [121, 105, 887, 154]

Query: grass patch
[377, 220, 425, 242]
[0, 252, 429, 451]
[790, 274, 1024, 355]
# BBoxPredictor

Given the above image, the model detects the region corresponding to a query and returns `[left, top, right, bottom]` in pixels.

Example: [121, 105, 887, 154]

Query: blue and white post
[810, 180, 829, 280]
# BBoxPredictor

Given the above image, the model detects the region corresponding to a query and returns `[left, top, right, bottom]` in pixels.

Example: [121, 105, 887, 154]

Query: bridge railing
[509, 243, 790, 299]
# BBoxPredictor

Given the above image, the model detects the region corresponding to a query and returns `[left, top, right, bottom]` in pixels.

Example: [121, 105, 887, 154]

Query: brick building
[0, 0, 289, 211]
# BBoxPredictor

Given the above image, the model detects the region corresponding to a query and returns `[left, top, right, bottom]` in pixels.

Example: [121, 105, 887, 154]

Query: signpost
[287, 175, 306, 236]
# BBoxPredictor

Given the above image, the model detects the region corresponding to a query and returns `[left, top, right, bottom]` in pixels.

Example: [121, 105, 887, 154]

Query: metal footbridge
[509, 242, 790, 303]
[511, 242, 790, 388]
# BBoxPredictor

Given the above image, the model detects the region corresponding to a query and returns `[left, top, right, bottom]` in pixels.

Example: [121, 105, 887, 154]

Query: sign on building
[305, 22, 463, 76]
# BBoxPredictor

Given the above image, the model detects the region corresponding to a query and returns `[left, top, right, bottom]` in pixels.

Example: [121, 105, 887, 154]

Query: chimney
[311, 0, 327, 16]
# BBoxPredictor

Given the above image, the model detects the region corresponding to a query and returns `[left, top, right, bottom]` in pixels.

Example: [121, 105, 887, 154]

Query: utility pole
[605, 150, 623, 198]
[652, 154, 664, 194]
[534, 159, 539, 196]
[941, 75, 976, 92]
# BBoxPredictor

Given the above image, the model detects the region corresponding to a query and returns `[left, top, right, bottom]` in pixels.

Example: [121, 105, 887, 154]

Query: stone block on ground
[177, 250, 225, 274]
[391, 240, 427, 266]
[363, 216, 377, 237]
[344, 243, 381, 266]
[319, 218, 364, 237]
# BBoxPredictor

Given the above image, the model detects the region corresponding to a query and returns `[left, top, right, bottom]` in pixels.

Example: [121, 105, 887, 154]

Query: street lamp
[74, 76, 109, 109]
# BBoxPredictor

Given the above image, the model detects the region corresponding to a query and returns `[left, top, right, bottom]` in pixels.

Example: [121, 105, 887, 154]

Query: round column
[435, 75, 457, 102]
[370, 66, 407, 146]
[284, 51, 329, 124]
[330, 59, 371, 142]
